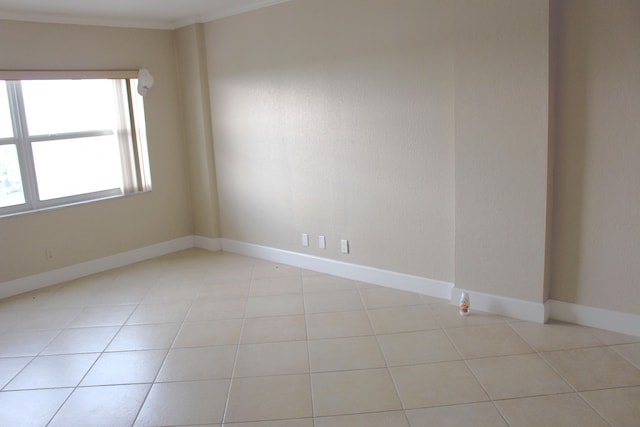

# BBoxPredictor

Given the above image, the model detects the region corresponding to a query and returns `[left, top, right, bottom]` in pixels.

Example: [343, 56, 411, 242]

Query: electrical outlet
[301, 233, 309, 247]
[45, 248, 54, 262]
[318, 235, 326, 249]
[340, 239, 349, 254]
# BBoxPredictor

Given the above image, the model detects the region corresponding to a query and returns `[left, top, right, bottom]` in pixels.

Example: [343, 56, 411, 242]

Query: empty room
[0, 0, 638, 425]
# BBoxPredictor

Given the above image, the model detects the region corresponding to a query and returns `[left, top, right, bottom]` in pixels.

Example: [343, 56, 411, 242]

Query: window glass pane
[21, 80, 117, 136]
[0, 144, 25, 207]
[0, 82, 13, 138]
[32, 135, 123, 200]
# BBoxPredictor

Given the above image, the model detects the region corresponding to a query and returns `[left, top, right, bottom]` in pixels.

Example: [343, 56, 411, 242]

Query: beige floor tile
[0, 357, 32, 389]
[157, 345, 236, 381]
[0, 293, 43, 312]
[466, 353, 572, 400]
[302, 275, 357, 293]
[541, 346, 640, 391]
[241, 315, 306, 343]
[0, 388, 72, 426]
[311, 368, 402, 416]
[253, 263, 303, 279]
[367, 305, 439, 334]
[40, 326, 119, 355]
[390, 361, 488, 409]
[420, 294, 449, 304]
[245, 295, 305, 317]
[205, 268, 254, 284]
[81, 349, 166, 386]
[225, 374, 312, 423]
[611, 342, 640, 369]
[141, 284, 200, 304]
[225, 420, 313, 427]
[49, 384, 149, 427]
[315, 411, 409, 427]
[13, 307, 81, 331]
[308, 336, 385, 372]
[509, 320, 605, 352]
[306, 310, 373, 339]
[234, 341, 309, 377]
[378, 330, 461, 366]
[250, 276, 303, 296]
[430, 303, 506, 328]
[359, 287, 423, 309]
[303, 291, 364, 314]
[174, 319, 242, 347]
[581, 386, 640, 427]
[68, 304, 136, 327]
[405, 402, 508, 427]
[91, 287, 148, 306]
[198, 282, 250, 300]
[135, 380, 230, 426]
[0, 310, 23, 333]
[5, 353, 99, 390]
[495, 393, 609, 427]
[588, 328, 640, 345]
[354, 280, 379, 289]
[1, 250, 637, 426]
[446, 324, 533, 359]
[187, 298, 247, 321]
[126, 301, 192, 325]
[107, 322, 181, 351]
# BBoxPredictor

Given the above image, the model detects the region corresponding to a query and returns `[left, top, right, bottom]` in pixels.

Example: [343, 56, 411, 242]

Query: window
[0, 73, 151, 216]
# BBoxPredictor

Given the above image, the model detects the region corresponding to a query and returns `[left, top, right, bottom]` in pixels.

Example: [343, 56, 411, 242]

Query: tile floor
[0, 249, 639, 426]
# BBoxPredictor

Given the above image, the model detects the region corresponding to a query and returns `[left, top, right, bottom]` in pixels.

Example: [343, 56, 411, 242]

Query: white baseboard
[2, 235, 638, 338]
[447, 289, 639, 337]
[0, 236, 194, 300]
[219, 238, 453, 300]
[548, 299, 640, 337]
[450, 288, 549, 324]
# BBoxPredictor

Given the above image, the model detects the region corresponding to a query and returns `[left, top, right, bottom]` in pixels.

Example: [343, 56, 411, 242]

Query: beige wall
[175, 24, 220, 238]
[204, 0, 456, 282]
[0, 20, 192, 282]
[454, 0, 551, 303]
[1, 0, 638, 318]
[551, 0, 640, 314]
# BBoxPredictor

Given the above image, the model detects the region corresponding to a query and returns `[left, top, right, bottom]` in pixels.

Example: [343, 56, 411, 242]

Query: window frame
[0, 70, 151, 217]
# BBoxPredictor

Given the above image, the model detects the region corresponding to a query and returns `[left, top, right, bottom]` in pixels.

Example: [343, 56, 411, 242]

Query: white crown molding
[0, 0, 292, 30]
[191, 0, 290, 26]
[0, 11, 177, 30]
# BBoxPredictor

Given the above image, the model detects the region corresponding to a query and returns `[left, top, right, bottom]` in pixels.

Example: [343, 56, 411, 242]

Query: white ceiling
[0, 0, 291, 29]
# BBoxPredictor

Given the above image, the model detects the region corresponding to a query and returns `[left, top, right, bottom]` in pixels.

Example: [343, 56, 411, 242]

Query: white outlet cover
[318, 235, 326, 249]
[301, 233, 309, 247]
[340, 239, 349, 254]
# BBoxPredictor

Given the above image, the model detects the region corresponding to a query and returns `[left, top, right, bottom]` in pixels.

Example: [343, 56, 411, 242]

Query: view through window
[0, 76, 151, 215]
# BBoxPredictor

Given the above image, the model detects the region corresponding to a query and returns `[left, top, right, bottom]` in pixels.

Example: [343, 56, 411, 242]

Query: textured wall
[454, 0, 550, 303]
[551, 0, 640, 314]
[204, 0, 456, 282]
[0, 20, 192, 282]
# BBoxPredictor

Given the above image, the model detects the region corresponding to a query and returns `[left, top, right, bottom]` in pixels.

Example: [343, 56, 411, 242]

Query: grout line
[355, 283, 412, 425]
[129, 267, 201, 427]
[219, 260, 255, 425]
[301, 271, 316, 424]
[44, 273, 151, 426]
